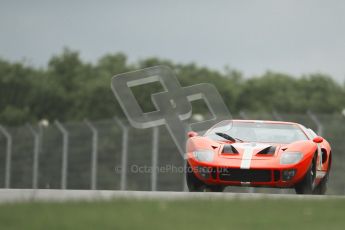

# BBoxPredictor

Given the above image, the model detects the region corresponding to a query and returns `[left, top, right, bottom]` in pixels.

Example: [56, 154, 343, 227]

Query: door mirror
[187, 131, 198, 138]
[313, 136, 323, 143]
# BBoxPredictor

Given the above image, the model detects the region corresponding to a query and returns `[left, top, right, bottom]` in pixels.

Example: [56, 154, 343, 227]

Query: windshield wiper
[215, 132, 243, 142]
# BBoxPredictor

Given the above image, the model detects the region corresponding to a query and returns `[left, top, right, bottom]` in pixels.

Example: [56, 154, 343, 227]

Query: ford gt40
[186, 120, 331, 194]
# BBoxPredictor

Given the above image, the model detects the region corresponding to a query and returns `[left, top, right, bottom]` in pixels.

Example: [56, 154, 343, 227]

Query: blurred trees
[0, 49, 344, 125]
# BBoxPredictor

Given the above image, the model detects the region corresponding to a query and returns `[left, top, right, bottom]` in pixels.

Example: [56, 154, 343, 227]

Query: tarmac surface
[0, 189, 344, 203]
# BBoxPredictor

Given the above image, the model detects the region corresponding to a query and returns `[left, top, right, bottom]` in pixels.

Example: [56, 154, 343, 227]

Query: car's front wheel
[313, 173, 329, 195]
[205, 185, 226, 192]
[186, 163, 205, 192]
[294, 155, 317, 194]
[186, 163, 225, 192]
[313, 154, 331, 195]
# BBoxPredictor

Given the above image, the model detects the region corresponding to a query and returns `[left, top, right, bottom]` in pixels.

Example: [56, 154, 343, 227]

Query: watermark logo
[111, 65, 231, 157]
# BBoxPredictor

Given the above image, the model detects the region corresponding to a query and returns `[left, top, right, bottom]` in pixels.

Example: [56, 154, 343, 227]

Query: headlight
[280, 152, 303, 165]
[193, 150, 215, 162]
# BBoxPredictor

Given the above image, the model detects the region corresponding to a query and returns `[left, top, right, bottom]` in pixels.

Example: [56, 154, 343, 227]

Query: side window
[300, 125, 316, 139]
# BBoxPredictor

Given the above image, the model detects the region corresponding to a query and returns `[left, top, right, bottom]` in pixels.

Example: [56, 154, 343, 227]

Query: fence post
[84, 120, 99, 190]
[151, 127, 159, 191]
[0, 125, 12, 188]
[27, 124, 41, 189]
[55, 120, 69, 189]
[239, 110, 248, 119]
[272, 110, 282, 121]
[307, 111, 323, 135]
[114, 118, 129, 190]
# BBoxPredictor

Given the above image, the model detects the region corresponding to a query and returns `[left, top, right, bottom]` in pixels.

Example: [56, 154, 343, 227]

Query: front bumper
[188, 157, 311, 188]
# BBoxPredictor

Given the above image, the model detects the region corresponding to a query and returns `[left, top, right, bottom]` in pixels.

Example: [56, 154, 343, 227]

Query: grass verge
[0, 198, 344, 230]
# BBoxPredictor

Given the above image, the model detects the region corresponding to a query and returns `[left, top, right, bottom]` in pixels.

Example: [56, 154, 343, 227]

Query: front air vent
[222, 145, 239, 154]
[211, 167, 217, 179]
[257, 146, 276, 155]
[274, 170, 280, 181]
[211, 145, 218, 150]
[219, 168, 272, 182]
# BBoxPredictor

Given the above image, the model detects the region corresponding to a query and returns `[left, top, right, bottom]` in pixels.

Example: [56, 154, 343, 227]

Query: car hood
[219, 142, 283, 159]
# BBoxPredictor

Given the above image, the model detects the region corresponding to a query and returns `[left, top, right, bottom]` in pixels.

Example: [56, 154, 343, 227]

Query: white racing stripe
[240, 146, 254, 169]
[317, 143, 322, 170]
[238, 143, 271, 169]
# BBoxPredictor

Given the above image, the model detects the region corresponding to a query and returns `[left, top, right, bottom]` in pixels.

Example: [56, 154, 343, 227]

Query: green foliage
[0, 49, 344, 125]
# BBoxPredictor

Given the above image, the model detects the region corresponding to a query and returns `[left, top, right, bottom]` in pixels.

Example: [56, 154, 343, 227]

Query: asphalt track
[0, 189, 344, 203]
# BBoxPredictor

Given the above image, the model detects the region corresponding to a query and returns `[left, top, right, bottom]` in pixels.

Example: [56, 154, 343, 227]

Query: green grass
[0, 198, 345, 230]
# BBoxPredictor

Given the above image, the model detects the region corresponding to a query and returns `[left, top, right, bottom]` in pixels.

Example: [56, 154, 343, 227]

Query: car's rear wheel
[186, 163, 225, 192]
[294, 154, 317, 194]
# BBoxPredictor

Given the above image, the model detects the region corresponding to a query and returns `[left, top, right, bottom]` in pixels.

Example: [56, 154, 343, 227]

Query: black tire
[185, 163, 225, 192]
[295, 155, 317, 194]
[313, 154, 331, 195]
[186, 163, 206, 192]
[313, 173, 329, 195]
[205, 185, 226, 192]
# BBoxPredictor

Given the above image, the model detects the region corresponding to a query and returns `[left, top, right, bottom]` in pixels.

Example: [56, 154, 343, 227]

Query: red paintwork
[187, 131, 198, 138]
[186, 120, 332, 188]
[313, 136, 324, 143]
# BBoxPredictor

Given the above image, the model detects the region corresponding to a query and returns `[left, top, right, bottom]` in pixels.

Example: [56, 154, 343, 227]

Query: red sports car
[186, 120, 332, 194]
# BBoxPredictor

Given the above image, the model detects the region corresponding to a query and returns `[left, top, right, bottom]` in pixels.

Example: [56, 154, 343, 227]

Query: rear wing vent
[257, 146, 276, 155]
[222, 145, 239, 154]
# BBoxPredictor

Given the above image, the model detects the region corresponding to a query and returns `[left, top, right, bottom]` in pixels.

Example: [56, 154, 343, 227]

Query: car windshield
[205, 120, 309, 143]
